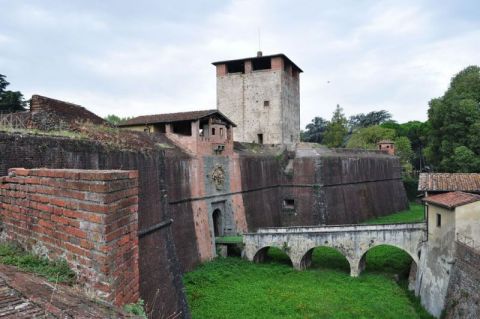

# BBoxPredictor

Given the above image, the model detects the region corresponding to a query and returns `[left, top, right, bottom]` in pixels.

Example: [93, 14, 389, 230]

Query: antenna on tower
[257, 27, 262, 57]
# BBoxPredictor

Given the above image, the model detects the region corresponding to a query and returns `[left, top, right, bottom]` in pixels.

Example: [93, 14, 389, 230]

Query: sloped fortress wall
[0, 168, 139, 306]
[238, 149, 409, 231]
[444, 243, 480, 319]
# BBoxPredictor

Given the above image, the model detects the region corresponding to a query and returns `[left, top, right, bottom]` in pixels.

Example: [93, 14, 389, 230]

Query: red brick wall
[0, 168, 139, 306]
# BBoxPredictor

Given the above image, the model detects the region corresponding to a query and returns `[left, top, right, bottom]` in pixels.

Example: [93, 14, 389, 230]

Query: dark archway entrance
[212, 208, 222, 237]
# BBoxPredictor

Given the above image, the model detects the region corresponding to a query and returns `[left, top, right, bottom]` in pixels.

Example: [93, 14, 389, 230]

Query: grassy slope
[184, 203, 432, 319]
[363, 202, 424, 224]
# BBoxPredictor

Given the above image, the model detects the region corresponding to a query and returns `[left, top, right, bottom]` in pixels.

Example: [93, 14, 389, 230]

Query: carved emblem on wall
[211, 165, 226, 191]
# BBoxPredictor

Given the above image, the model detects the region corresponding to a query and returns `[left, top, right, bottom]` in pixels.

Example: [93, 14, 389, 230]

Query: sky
[1, 0, 479, 128]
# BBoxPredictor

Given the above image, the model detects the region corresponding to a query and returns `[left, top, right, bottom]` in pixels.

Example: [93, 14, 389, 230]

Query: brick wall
[0, 168, 139, 306]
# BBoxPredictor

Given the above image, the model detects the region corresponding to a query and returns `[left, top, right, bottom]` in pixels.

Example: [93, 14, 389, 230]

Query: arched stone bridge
[243, 223, 427, 276]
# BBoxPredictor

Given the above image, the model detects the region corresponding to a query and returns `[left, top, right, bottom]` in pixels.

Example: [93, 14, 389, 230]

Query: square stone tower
[213, 52, 302, 145]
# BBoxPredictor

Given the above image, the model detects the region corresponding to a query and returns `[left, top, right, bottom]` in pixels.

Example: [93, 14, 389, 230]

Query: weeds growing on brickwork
[184, 203, 433, 319]
[124, 299, 147, 318]
[0, 244, 76, 284]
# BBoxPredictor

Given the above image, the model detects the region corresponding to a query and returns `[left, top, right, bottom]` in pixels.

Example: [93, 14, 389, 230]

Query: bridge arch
[253, 246, 293, 266]
[299, 246, 352, 273]
[353, 243, 419, 277]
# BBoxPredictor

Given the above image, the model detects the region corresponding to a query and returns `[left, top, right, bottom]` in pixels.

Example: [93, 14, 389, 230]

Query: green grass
[363, 202, 425, 224]
[215, 236, 243, 244]
[0, 244, 76, 284]
[185, 203, 432, 319]
[185, 246, 433, 319]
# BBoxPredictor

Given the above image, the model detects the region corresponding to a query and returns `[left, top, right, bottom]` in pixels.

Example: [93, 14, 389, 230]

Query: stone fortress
[0, 52, 478, 318]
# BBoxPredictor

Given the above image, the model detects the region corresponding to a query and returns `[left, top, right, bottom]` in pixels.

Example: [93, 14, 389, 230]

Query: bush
[403, 176, 419, 201]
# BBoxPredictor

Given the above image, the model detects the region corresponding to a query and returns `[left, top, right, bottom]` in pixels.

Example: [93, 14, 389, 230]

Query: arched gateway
[244, 223, 426, 277]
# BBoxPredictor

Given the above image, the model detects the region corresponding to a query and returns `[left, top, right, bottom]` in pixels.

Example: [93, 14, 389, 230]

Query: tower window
[257, 134, 263, 144]
[436, 214, 441, 227]
[263, 100, 270, 107]
[220, 128, 224, 137]
[226, 61, 245, 74]
[212, 128, 216, 135]
[283, 199, 295, 209]
[252, 57, 271, 71]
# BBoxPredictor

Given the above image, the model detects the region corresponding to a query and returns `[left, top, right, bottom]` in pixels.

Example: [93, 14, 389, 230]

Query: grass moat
[184, 203, 433, 319]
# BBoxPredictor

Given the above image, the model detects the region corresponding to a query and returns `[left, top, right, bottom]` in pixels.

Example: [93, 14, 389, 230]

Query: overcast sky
[1, 1, 479, 128]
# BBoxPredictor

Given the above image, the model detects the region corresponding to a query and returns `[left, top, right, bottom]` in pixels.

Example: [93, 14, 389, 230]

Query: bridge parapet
[244, 222, 427, 277]
[255, 223, 427, 234]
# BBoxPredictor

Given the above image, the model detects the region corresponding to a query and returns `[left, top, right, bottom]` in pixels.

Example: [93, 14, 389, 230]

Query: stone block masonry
[0, 168, 139, 306]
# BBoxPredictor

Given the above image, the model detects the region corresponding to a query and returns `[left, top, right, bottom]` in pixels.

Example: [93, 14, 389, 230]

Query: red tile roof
[418, 173, 480, 192]
[119, 109, 236, 127]
[423, 191, 480, 209]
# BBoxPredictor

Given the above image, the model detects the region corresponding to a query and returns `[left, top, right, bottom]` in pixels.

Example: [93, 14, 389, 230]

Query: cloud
[0, 0, 479, 128]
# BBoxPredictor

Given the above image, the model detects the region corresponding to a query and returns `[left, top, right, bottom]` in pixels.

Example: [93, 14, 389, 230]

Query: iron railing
[457, 233, 480, 252]
[0, 113, 27, 129]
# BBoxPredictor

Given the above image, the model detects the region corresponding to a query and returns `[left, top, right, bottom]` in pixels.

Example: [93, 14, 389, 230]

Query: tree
[0, 74, 26, 113]
[348, 110, 392, 132]
[302, 116, 329, 143]
[323, 105, 348, 148]
[425, 65, 480, 172]
[451, 146, 480, 173]
[104, 114, 131, 126]
[346, 125, 396, 149]
[381, 120, 431, 171]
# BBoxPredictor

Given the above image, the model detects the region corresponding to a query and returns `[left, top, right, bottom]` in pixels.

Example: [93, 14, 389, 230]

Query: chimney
[257, 51, 263, 57]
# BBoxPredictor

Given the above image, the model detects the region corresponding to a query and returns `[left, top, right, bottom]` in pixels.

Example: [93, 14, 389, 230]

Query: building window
[212, 128, 216, 135]
[252, 57, 271, 71]
[220, 128, 224, 137]
[263, 100, 270, 107]
[283, 199, 295, 209]
[436, 213, 441, 227]
[257, 134, 263, 144]
[291, 135, 293, 142]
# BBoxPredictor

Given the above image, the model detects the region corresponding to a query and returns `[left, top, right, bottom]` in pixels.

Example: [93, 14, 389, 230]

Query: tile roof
[418, 173, 480, 192]
[119, 109, 236, 127]
[423, 191, 480, 209]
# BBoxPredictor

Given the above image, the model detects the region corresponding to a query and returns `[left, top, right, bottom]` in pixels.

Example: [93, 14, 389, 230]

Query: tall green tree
[425, 66, 480, 172]
[302, 116, 329, 143]
[323, 105, 348, 148]
[0, 74, 26, 113]
[348, 110, 392, 132]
